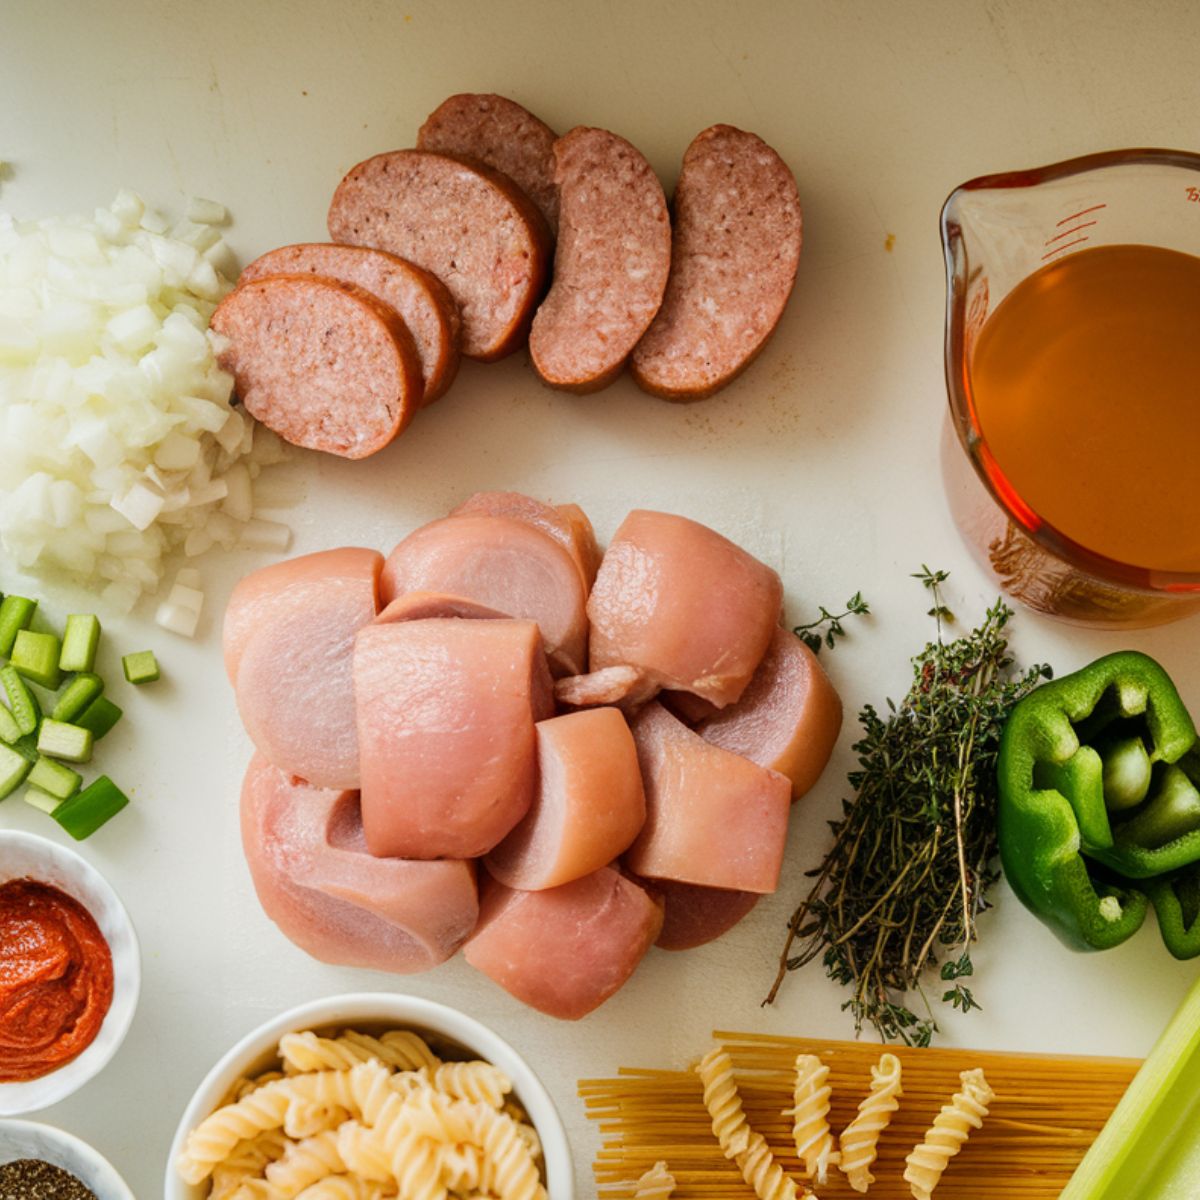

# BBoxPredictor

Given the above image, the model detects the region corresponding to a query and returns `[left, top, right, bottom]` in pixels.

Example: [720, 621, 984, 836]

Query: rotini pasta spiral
[431, 1060, 512, 1109]
[785, 1053, 838, 1184]
[838, 1052, 903, 1193]
[292, 1176, 395, 1200]
[265, 1127, 347, 1197]
[903, 1068, 995, 1200]
[695, 1047, 751, 1159]
[736, 1130, 800, 1200]
[633, 1159, 676, 1198]
[472, 1105, 547, 1200]
[281, 1030, 440, 1076]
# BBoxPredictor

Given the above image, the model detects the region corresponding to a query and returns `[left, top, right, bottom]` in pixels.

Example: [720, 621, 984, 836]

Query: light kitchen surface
[3, 1, 1200, 1194]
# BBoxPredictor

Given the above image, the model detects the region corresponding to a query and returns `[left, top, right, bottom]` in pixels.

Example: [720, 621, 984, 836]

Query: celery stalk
[1061, 974, 1200, 1198]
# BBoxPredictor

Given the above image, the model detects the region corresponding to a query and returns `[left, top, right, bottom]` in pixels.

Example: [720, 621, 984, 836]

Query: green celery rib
[59, 613, 101, 673]
[1061, 975, 1200, 1198]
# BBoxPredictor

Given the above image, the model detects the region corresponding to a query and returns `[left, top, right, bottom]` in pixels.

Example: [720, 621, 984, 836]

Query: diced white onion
[155, 600, 200, 638]
[237, 518, 292, 552]
[0, 188, 290, 608]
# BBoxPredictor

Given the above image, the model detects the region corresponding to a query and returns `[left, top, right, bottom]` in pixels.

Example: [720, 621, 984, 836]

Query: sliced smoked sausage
[529, 127, 671, 392]
[238, 243, 461, 406]
[632, 124, 802, 401]
[418, 93, 559, 232]
[211, 274, 423, 459]
[328, 150, 551, 362]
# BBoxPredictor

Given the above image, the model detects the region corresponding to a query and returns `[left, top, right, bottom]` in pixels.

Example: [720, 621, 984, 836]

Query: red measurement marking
[1056, 203, 1107, 226]
[1187, 186, 1200, 203]
[1041, 235, 1090, 261]
[1044, 220, 1099, 245]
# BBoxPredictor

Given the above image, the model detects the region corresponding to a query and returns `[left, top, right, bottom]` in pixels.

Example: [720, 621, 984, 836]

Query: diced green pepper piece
[51, 673, 104, 723]
[11, 629, 62, 690]
[0, 742, 31, 799]
[27, 755, 81, 802]
[0, 702, 20, 746]
[74, 695, 123, 740]
[0, 595, 37, 657]
[36, 719, 93, 764]
[54, 775, 128, 839]
[121, 650, 160, 684]
[59, 614, 101, 673]
[0, 665, 40, 736]
[23, 785, 63, 816]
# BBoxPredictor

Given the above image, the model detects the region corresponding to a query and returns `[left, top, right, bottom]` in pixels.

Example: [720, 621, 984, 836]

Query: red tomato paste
[0, 878, 114, 1082]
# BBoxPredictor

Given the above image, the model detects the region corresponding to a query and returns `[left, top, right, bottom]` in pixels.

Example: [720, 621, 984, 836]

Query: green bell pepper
[998, 650, 1200, 957]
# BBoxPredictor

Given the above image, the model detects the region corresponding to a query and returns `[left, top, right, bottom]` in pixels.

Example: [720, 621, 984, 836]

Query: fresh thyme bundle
[766, 569, 1051, 1046]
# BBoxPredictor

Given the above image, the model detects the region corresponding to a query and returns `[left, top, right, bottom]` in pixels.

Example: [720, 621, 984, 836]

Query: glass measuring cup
[940, 148, 1200, 627]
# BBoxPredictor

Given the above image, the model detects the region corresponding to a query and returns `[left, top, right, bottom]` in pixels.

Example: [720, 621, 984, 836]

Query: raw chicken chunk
[464, 866, 663, 1019]
[625, 702, 791, 893]
[381, 514, 589, 675]
[354, 618, 554, 859]
[587, 510, 782, 707]
[698, 627, 843, 798]
[486, 708, 646, 890]
[450, 491, 601, 590]
[225, 547, 383, 789]
[241, 754, 479, 972]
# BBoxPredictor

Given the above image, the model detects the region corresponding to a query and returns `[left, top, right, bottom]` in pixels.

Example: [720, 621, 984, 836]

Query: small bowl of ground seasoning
[0, 832, 140, 1116]
[0, 1119, 134, 1200]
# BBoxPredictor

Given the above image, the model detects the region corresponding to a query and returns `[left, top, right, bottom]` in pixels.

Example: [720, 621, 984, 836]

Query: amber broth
[968, 243, 1200, 574]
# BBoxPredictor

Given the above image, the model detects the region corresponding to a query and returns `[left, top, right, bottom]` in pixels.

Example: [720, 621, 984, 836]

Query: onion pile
[0, 190, 290, 615]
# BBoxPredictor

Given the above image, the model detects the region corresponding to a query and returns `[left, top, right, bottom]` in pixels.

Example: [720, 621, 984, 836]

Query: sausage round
[417, 92, 559, 232]
[238, 243, 461, 406]
[328, 149, 551, 362]
[631, 124, 802, 401]
[529, 127, 671, 393]
[211, 274, 423, 459]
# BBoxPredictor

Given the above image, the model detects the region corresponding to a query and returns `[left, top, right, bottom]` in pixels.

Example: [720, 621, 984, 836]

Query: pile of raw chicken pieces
[225, 493, 842, 1018]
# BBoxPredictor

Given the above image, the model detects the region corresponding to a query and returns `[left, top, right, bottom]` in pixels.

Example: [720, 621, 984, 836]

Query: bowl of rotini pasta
[164, 992, 573, 1200]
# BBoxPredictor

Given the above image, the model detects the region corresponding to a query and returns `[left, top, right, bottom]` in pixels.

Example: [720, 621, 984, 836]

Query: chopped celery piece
[54, 775, 128, 840]
[0, 743, 31, 799]
[23, 785, 62, 816]
[36, 719, 93, 764]
[0, 665, 40, 736]
[59, 613, 101, 673]
[122, 649, 160, 684]
[27, 755, 81, 801]
[10, 734, 39, 764]
[75, 695, 123, 740]
[11, 629, 62, 689]
[51, 672, 104, 722]
[0, 702, 19, 745]
[0, 595, 36, 657]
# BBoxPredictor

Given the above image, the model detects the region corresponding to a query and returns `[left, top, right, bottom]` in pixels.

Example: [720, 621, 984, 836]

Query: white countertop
[4, 1, 1200, 1194]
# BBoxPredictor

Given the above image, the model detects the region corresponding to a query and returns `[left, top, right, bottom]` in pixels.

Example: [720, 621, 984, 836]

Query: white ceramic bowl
[0, 831, 141, 1116]
[0, 1118, 135, 1200]
[166, 992, 574, 1200]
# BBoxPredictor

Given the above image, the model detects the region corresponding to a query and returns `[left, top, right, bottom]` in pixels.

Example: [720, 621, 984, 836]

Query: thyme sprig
[794, 591, 871, 654]
[765, 568, 1051, 1046]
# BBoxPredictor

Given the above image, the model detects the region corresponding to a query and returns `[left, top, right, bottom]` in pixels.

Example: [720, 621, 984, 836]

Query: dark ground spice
[0, 1159, 97, 1200]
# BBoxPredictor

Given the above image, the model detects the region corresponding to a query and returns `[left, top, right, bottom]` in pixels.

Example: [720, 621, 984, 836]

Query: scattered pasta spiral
[695, 1046, 752, 1158]
[176, 1027, 546, 1200]
[633, 1160, 676, 1198]
[785, 1053, 838, 1184]
[903, 1068, 995, 1200]
[736, 1131, 801, 1200]
[838, 1052, 903, 1193]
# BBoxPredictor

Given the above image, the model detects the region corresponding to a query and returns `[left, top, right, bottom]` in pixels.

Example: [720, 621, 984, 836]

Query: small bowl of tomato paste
[0, 831, 140, 1115]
